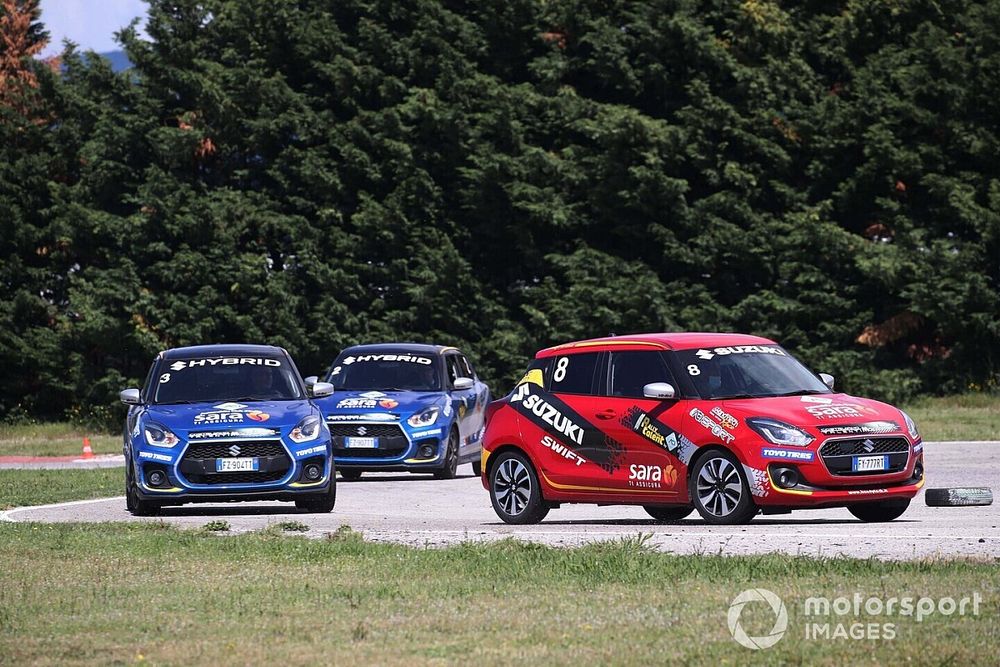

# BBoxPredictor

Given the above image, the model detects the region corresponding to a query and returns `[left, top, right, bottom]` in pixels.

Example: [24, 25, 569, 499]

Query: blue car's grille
[328, 422, 409, 459]
[186, 441, 286, 459]
[188, 470, 288, 485]
[179, 439, 291, 485]
[326, 423, 404, 439]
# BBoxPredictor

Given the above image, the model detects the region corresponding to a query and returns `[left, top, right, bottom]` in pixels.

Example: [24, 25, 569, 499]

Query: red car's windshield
[673, 345, 830, 400]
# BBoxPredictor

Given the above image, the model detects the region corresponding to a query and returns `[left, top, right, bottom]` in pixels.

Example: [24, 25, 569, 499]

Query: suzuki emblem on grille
[229, 444, 242, 457]
[357, 426, 367, 436]
[862, 439, 876, 453]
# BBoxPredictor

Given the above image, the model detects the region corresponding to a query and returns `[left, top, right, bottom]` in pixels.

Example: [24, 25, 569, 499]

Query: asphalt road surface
[4, 441, 997, 560]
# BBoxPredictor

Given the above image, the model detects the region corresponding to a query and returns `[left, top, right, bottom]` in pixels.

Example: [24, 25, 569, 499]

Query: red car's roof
[535, 332, 778, 358]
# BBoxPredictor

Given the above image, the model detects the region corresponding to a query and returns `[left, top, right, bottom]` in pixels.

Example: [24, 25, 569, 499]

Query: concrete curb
[0, 454, 125, 470]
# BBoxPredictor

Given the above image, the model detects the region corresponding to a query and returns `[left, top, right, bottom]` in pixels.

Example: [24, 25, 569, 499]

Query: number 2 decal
[553, 357, 569, 383]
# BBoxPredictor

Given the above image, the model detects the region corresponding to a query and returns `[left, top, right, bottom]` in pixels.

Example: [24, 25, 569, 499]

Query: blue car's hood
[315, 390, 443, 419]
[145, 400, 313, 434]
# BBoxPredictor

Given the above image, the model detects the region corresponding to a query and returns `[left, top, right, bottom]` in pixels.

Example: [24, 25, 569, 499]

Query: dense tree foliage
[1, 0, 998, 427]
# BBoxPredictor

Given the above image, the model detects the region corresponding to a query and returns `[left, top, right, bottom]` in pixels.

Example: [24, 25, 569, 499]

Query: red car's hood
[719, 393, 907, 436]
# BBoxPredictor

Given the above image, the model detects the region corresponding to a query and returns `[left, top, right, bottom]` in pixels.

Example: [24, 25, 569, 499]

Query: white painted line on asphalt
[3, 496, 126, 522]
[358, 529, 1000, 541]
[925, 441, 1000, 445]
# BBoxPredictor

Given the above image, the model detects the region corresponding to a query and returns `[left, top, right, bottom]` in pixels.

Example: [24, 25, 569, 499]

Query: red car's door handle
[596, 409, 617, 420]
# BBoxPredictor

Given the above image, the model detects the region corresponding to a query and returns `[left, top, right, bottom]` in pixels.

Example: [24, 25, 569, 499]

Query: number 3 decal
[159, 373, 171, 383]
[553, 357, 569, 383]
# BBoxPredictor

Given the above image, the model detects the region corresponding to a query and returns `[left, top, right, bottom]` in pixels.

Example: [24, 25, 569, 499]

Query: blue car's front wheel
[294, 471, 338, 513]
[125, 463, 160, 517]
[433, 430, 459, 480]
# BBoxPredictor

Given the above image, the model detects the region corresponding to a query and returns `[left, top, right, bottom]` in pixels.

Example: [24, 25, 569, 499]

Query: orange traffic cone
[82, 437, 94, 459]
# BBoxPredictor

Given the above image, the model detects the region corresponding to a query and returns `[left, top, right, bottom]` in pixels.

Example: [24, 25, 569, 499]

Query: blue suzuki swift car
[310, 344, 490, 480]
[119, 344, 337, 515]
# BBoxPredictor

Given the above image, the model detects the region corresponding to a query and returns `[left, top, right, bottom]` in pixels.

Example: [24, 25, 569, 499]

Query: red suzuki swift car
[481, 333, 924, 525]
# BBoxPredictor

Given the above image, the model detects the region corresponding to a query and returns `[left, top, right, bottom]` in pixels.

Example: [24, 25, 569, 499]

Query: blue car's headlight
[407, 407, 440, 428]
[144, 422, 180, 448]
[746, 418, 814, 447]
[290, 415, 323, 444]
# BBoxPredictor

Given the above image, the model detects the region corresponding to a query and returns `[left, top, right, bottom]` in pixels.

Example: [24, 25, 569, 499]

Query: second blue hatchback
[311, 344, 490, 480]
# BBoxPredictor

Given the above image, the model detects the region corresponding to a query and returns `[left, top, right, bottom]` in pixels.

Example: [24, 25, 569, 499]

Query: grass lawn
[0, 422, 119, 458]
[0, 523, 996, 665]
[903, 393, 1000, 442]
[0, 468, 121, 510]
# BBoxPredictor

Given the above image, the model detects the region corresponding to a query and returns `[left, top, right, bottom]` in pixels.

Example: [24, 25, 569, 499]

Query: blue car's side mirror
[311, 382, 334, 398]
[120, 388, 141, 405]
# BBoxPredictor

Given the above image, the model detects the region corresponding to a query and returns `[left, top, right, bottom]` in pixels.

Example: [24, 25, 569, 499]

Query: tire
[644, 505, 693, 522]
[488, 450, 549, 524]
[471, 458, 482, 477]
[125, 464, 160, 517]
[340, 469, 363, 481]
[925, 487, 993, 507]
[690, 450, 757, 525]
[433, 430, 459, 480]
[847, 499, 910, 522]
[295, 477, 337, 513]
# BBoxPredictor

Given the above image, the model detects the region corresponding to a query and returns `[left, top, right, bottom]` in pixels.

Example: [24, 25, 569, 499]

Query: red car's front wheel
[690, 450, 757, 525]
[489, 451, 549, 524]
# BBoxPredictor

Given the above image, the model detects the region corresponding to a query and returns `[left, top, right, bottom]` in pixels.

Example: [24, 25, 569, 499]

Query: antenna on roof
[608, 332, 617, 337]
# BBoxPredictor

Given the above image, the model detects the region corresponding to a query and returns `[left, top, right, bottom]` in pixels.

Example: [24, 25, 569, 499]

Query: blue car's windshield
[327, 352, 441, 392]
[153, 356, 303, 404]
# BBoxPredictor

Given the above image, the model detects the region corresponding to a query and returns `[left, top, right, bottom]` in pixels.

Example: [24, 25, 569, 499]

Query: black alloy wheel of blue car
[125, 461, 160, 517]
[433, 429, 460, 480]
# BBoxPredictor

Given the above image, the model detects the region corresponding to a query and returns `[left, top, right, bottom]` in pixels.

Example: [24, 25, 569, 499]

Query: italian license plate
[344, 436, 378, 449]
[853, 455, 888, 472]
[215, 457, 259, 472]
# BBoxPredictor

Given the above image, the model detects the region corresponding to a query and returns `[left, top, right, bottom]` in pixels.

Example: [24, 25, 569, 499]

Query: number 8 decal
[553, 357, 569, 383]
[687, 364, 700, 376]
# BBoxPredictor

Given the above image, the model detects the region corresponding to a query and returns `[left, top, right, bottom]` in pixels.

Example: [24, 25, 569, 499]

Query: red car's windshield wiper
[770, 390, 829, 397]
